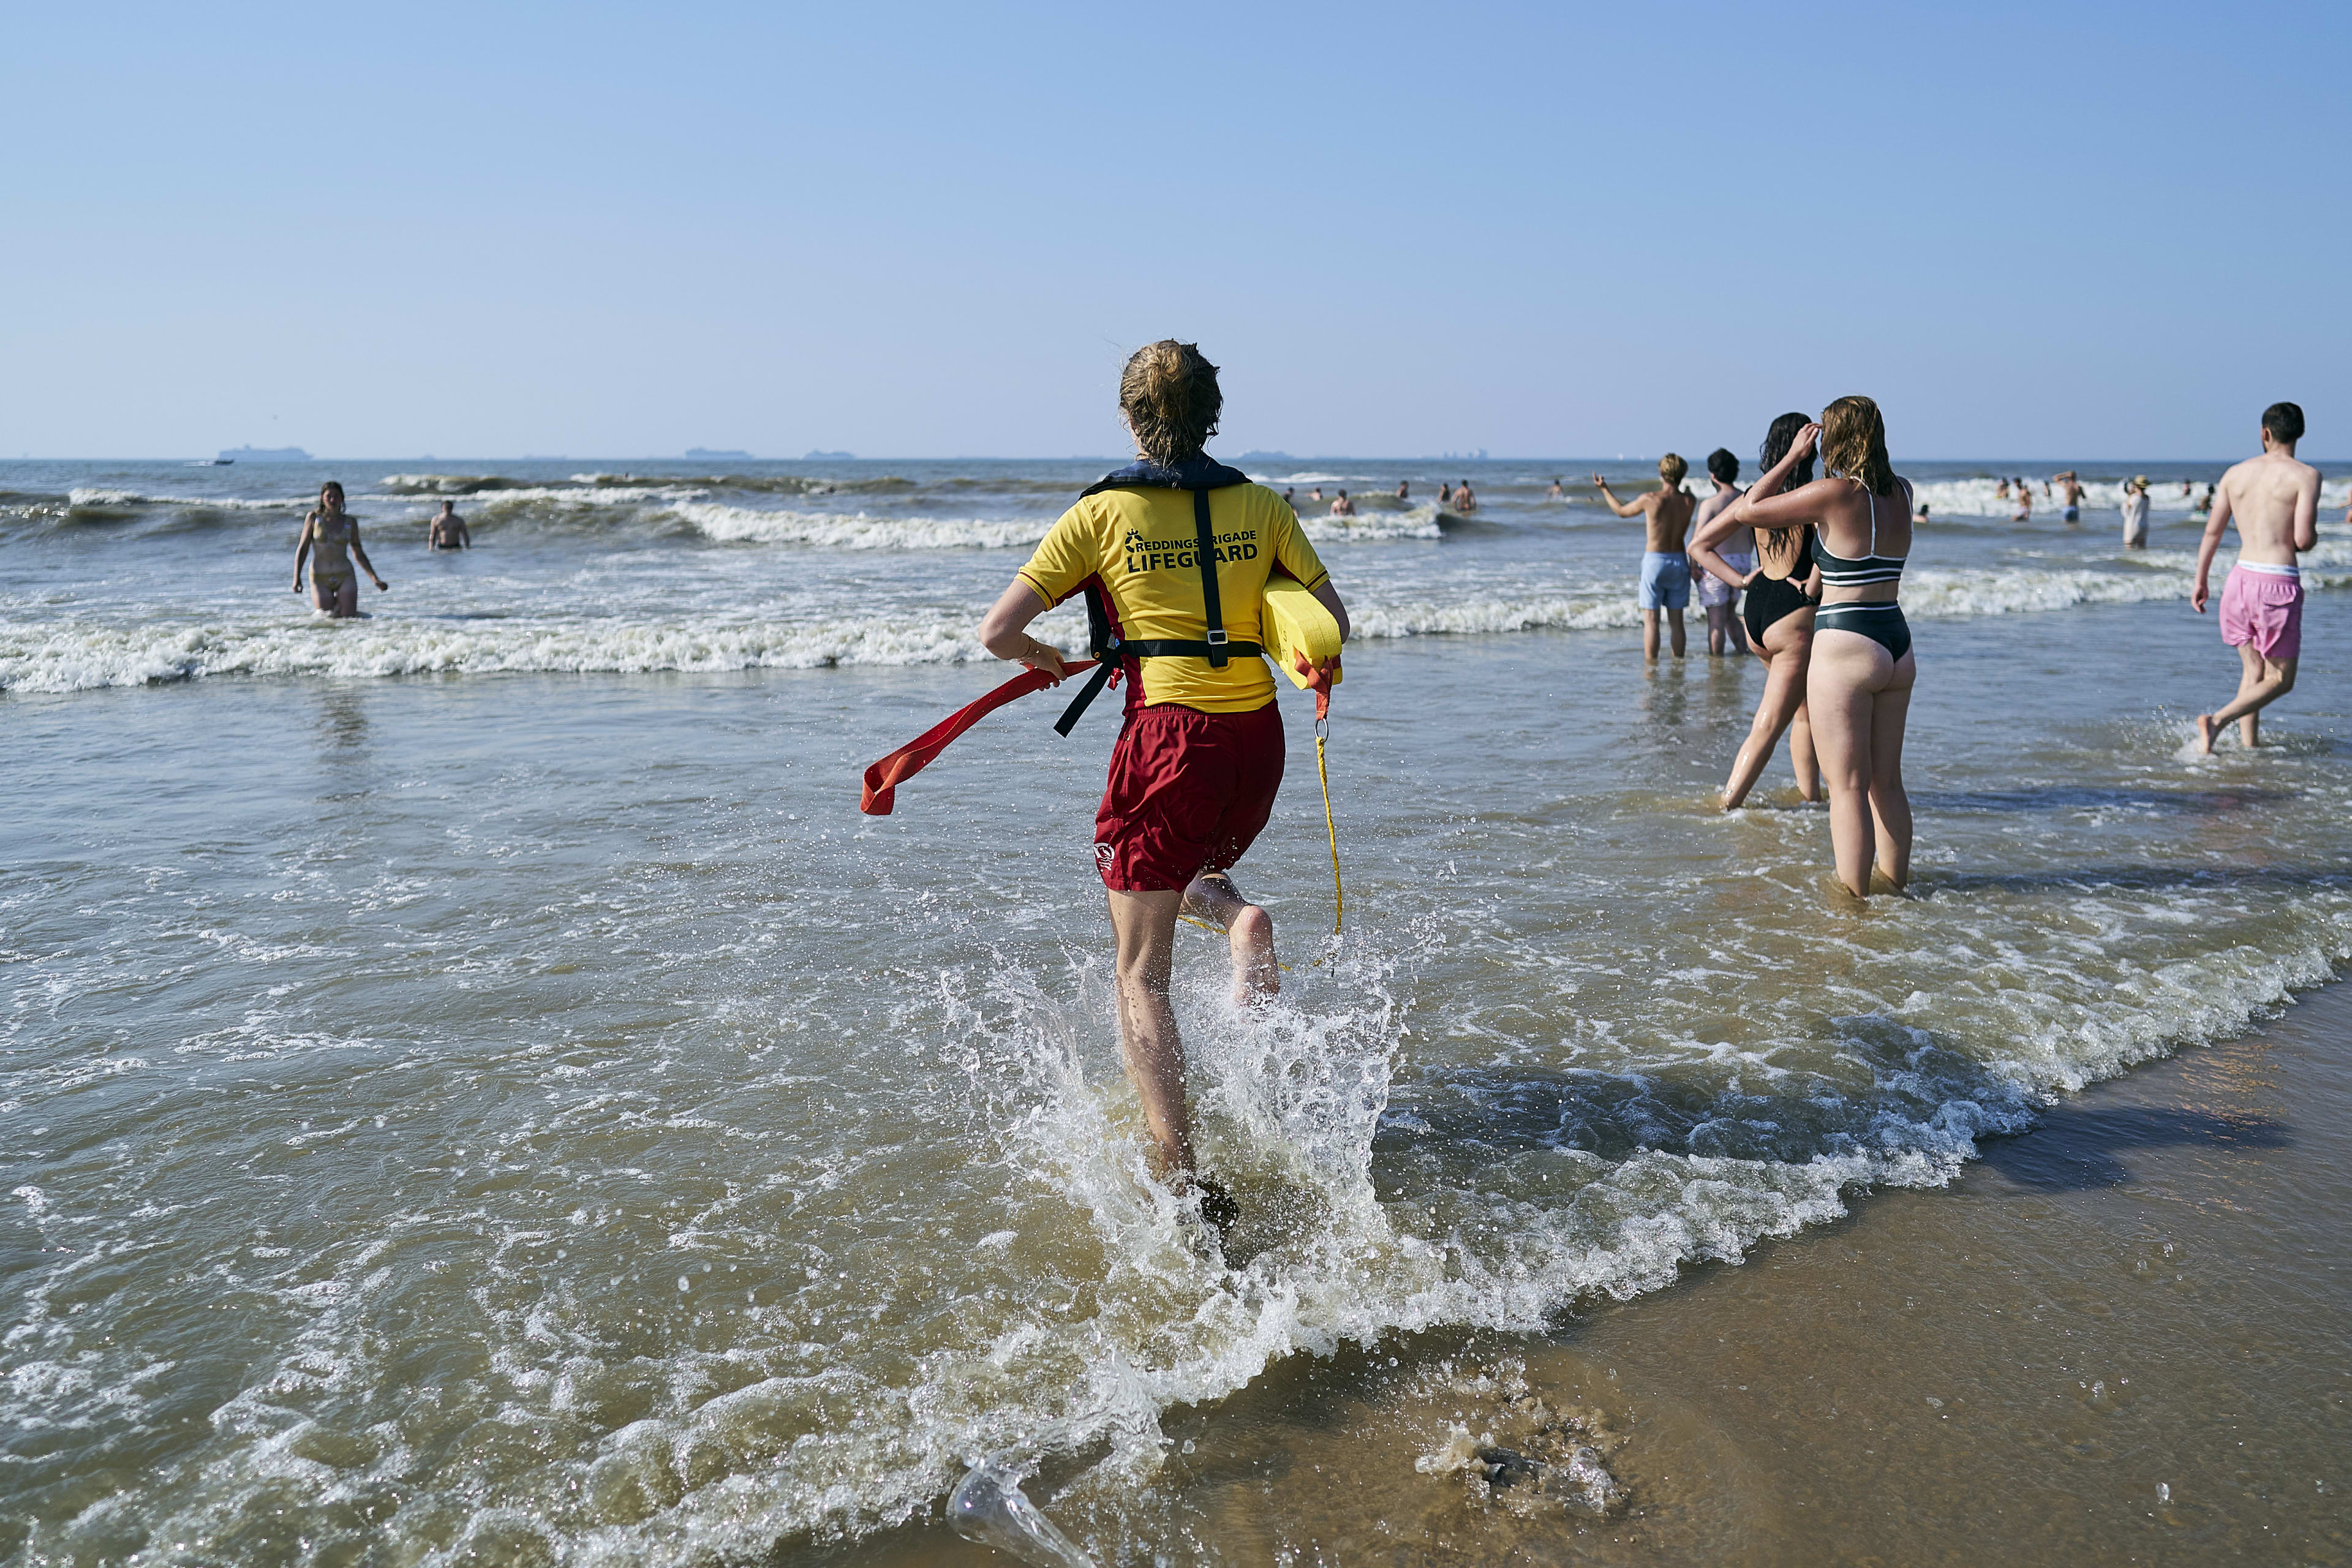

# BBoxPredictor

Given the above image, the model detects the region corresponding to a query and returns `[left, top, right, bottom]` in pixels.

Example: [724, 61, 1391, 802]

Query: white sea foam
[1911, 475, 2352, 519]
[1302, 505, 1444, 542]
[671, 503, 1048, 551]
[66, 488, 304, 512]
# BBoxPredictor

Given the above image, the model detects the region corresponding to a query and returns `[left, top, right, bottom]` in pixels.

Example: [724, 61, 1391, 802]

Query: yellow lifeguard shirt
[1017, 483, 1330, 713]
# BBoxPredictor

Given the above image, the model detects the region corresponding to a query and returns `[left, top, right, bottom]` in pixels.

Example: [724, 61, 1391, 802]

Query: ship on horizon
[218, 445, 312, 462]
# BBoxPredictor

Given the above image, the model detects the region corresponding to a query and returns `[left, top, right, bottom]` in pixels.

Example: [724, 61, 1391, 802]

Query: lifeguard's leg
[1105, 888, 1193, 1177]
[1185, 872, 1278, 1002]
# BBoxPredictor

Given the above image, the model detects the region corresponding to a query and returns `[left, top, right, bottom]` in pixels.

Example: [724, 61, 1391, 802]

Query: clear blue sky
[5, 1, 2343, 460]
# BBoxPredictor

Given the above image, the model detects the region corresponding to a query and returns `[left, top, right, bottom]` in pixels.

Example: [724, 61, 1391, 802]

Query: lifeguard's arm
[293, 514, 314, 589]
[2293, 472, 2320, 553]
[978, 580, 1067, 679]
[349, 523, 388, 590]
[1311, 581, 1350, 643]
[2191, 485, 2231, 613]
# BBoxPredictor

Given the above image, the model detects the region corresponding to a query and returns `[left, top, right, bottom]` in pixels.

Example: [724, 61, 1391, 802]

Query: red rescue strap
[859, 661, 1101, 815]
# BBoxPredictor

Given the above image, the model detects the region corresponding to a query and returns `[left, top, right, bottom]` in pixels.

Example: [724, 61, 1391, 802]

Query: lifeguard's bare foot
[2195, 714, 2219, 755]
[1227, 905, 1280, 1003]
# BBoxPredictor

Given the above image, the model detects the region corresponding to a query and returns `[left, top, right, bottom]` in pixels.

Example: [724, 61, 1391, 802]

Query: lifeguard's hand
[1020, 639, 1067, 680]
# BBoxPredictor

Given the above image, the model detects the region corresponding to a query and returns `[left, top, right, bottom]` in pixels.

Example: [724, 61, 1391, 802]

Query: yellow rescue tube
[1261, 568, 1344, 690]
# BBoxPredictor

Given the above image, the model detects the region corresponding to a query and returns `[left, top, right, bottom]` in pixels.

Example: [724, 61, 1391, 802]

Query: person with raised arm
[1594, 456, 1697, 661]
[2191, 402, 2321, 752]
[293, 481, 387, 617]
[974, 341, 1349, 1237]
[1710, 400, 1916, 894]
[1689, 413, 1823, 808]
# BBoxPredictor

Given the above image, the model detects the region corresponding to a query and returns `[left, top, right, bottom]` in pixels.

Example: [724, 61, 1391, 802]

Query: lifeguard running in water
[976, 341, 1348, 1234]
[293, 482, 387, 617]
[2191, 402, 2321, 753]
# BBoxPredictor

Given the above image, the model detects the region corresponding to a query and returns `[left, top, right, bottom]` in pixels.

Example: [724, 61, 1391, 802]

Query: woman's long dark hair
[1760, 412, 1815, 487]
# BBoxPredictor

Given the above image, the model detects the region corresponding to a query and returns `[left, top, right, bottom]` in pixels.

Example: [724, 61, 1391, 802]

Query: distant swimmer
[2180, 480, 2195, 499]
[1547, 477, 1564, 500]
[2053, 470, 2084, 523]
[2013, 484, 2033, 522]
[1690, 413, 1821, 809]
[1283, 486, 1297, 513]
[974, 339, 1349, 1232]
[1994, 477, 2012, 502]
[1395, 480, 1410, 500]
[2121, 475, 2152, 548]
[2191, 402, 2321, 753]
[1594, 455, 1697, 661]
[1438, 481, 1453, 507]
[293, 481, 387, 617]
[1717, 400, 1916, 895]
[1453, 481, 1478, 513]
[428, 500, 470, 550]
[1689, 447, 1751, 655]
[1915, 500, 1931, 523]
[2193, 483, 2215, 516]
[1330, 489, 1357, 516]
[1310, 486, 1324, 503]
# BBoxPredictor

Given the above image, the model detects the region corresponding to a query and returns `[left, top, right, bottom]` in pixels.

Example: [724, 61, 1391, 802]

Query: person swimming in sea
[2053, 471, 2084, 524]
[428, 500, 470, 550]
[1452, 480, 1477, 513]
[1395, 480, 1409, 501]
[293, 481, 387, 617]
[1329, 489, 1356, 516]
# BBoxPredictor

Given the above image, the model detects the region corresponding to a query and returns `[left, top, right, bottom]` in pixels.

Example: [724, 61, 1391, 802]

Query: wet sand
[869, 976, 2351, 1566]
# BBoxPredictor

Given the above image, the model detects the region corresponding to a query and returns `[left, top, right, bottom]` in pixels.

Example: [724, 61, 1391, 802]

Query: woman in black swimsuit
[1721, 398, 1916, 896]
[1690, 413, 1821, 809]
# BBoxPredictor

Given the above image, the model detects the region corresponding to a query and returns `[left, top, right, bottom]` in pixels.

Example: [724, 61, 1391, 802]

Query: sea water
[2, 458, 2348, 1564]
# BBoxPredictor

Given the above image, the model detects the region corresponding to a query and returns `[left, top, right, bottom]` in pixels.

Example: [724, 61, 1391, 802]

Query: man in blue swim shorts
[1595, 453, 1698, 660]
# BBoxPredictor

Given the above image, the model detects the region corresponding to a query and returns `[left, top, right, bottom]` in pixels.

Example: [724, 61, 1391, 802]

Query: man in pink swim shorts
[2190, 402, 2323, 753]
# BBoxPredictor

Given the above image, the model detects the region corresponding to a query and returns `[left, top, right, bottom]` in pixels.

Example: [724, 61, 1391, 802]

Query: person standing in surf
[2121, 475, 2152, 549]
[1710, 399, 1915, 894]
[976, 341, 1349, 1227]
[428, 500, 470, 550]
[1689, 448, 1751, 655]
[1594, 455, 1697, 661]
[2190, 402, 2321, 753]
[1690, 413, 1822, 809]
[293, 481, 387, 617]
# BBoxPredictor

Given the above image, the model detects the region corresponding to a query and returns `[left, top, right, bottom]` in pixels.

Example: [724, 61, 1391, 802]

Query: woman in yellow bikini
[293, 481, 387, 617]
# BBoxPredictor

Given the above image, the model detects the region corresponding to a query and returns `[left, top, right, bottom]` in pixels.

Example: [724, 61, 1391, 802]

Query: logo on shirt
[1121, 527, 1259, 576]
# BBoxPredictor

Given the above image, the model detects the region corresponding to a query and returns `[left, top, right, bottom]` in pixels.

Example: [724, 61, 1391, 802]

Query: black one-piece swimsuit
[1742, 528, 1816, 646]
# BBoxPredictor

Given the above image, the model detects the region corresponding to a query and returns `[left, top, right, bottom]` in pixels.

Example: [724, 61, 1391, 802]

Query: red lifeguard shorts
[1093, 701, 1284, 892]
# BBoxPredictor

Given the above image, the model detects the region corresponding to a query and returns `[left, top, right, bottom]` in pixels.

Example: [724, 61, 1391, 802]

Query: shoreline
[868, 974, 2352, 1566]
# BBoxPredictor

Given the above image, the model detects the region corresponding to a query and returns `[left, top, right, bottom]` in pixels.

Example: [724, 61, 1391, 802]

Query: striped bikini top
[1814, 476, 1910, 588]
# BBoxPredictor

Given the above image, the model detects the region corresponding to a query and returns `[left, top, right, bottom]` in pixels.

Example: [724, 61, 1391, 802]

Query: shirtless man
[1595, 455, 1698, 660]
[1329, 488, 1357, 516]
[1453, 480, 1477, 513]
[1547, 477, 1564, 501]
[1691, 448, 1751, 655]
[428, 500, 470, 550]
[2013, 483, 2033, 523]
[2052, 471, 2084, 524]
[2192, 402, 2321, 753]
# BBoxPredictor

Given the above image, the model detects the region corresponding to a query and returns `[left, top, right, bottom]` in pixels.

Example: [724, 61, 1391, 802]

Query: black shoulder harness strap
[1053, 458, 1261, 736]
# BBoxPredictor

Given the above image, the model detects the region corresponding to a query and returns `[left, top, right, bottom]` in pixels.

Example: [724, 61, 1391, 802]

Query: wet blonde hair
[1119, 341, 1221, 464]
[1820, 396, 1898, 496]
[1658, 453, 1687, 486]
